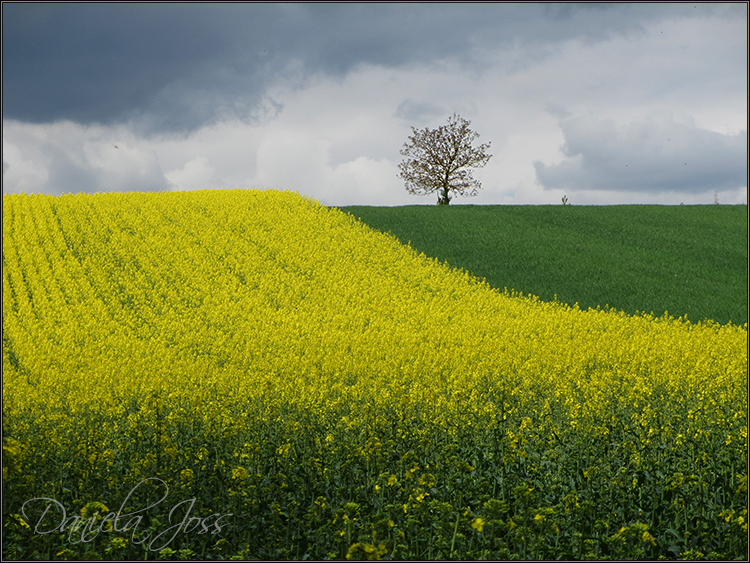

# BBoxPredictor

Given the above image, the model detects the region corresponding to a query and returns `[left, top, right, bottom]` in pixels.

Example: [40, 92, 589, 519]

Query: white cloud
[165, 157, 216, 191]
[253, 130, 332, 192]
[329, 156, 406, 207]
[2, 135, 49, 193]
[249, 127, 408, 207]
[2, 120, 169, 194]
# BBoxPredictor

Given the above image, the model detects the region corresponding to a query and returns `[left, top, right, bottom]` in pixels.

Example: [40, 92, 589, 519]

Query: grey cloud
[3, 3, 715, 134]
[3, 4, 232, 132]
[43, 152, 170, 196]
[394, 99, 446, 126]
[545, 103, 572, 119]
[45, 154, 100, 195]
[534, 114, 748, 193]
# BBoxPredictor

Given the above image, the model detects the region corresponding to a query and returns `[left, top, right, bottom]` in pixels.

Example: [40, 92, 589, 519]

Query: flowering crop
[2, 189, 747, 560]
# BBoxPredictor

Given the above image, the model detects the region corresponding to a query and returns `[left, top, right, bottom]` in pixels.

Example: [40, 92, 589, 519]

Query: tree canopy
[398, 114, 492, 205]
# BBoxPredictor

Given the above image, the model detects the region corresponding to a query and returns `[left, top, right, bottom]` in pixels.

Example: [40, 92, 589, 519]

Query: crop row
[2, 190, 747, 560]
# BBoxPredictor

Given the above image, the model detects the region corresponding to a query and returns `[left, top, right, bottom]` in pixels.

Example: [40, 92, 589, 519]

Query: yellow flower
[80, 501, 109, 519]
[471, 517, 485, 532]
[80, 502, 113, 532]
[347, 542, 387, 561]
[180, 468, 195, 485]
[231, 467, 249, 481]
[11, 514, 30, 530]
[642, 530, 656, 546]
[412, 491, 428, 502]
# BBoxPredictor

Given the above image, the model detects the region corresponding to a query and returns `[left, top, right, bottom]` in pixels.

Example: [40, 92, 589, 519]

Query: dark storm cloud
[3, 3, 254, 133]
[2, 2, 719, 134]
[534, 114, 748, 194]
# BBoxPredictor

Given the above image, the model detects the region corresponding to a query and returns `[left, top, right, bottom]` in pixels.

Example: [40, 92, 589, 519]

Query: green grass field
[340, 204, 748, 326]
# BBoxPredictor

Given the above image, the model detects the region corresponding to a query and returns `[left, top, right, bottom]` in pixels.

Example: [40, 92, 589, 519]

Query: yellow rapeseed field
[2, 189, 747, 560]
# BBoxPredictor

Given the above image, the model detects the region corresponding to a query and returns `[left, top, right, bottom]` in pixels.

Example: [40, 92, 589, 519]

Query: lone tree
[398, 114, 492, 205]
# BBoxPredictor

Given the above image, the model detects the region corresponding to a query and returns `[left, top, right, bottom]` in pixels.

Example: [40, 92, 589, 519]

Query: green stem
[450, 509, 460, 558]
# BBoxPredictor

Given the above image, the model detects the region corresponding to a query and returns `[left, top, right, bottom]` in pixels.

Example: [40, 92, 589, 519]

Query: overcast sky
[3, 3, 747, 205]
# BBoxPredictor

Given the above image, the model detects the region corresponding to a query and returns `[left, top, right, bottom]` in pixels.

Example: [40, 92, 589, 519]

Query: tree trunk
[437, 185, 451, 205]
